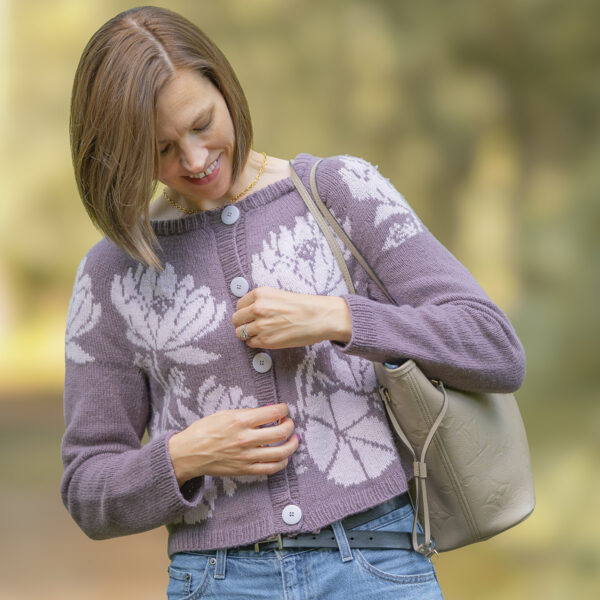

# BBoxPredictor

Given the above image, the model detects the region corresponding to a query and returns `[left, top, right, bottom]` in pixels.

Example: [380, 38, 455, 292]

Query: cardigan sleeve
[314, 155, 526, 393]
[60, 248, 205, 540]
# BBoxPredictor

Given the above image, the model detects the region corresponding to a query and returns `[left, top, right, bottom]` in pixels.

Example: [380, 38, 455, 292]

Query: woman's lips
[184, 154, 221, 186]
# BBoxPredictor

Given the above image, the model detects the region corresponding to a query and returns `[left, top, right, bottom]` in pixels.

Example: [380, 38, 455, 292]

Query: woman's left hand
[232, 287, 351, 349]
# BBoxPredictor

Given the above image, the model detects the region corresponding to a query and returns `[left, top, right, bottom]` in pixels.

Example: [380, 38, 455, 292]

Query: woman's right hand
[167, 403, 299, 487]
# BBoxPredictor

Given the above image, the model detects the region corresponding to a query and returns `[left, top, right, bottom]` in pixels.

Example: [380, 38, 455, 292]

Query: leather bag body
[375, 360, 535, 553]
[290, 159, 536, 556]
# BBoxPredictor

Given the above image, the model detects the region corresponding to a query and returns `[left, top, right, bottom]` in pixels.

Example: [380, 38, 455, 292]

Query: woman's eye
[159, 145, 170, 155]
[193, 118, 212, 133]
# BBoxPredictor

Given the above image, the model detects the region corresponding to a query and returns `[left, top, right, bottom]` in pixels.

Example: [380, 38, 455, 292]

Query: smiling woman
[154, 70, 273, 213]
[70, 5, 252, 268]
[155, 72, 236, 205]
[62, 5, 526, 600]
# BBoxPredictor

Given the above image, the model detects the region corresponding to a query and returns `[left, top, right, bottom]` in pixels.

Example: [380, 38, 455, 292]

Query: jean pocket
[351, 497, 437, 583]
[166, 553, 212, 600]
[354, 546, 436, 583]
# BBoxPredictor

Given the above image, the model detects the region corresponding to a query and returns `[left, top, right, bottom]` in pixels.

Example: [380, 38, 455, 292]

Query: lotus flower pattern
[293, 342, 396, 486]
[251, 213, 351, 295]
[65, 257, 101, 364]
[338, 156, 424, 249]
[111, 262, 226, 366]
[111, 263, 227, 435]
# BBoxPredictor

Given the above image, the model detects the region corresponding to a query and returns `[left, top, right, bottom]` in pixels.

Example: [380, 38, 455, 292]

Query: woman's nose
[180, 142, 209, 173]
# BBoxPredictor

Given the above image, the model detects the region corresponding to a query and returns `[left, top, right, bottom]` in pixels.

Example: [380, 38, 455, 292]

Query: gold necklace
[230, 151, 268, 202]
[163, 152, 268, 215]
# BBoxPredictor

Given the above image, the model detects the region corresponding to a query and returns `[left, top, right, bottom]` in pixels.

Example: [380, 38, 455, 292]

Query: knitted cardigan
[61, 153, 526, 556]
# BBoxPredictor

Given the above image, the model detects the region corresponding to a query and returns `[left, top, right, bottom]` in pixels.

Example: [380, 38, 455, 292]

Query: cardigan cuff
[150, 433, 206, 512]
[332, 294, 382, 356]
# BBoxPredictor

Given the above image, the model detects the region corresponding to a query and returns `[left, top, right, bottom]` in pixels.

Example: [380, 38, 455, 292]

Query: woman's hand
[168, 403, 299, 487]
[232, 287, 352, 349]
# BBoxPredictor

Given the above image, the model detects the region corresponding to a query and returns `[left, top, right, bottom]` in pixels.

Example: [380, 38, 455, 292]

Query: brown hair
[70, 6, 253, 269]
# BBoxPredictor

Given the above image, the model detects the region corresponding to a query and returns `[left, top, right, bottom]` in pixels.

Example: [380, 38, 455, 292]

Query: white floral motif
[111, 263, 227, 434]
[65, 257, 101, 364]
[251, 213, 350, 295]
[111, 263, 226, 365]
[174, 376, 267, 524]
[197, 375, 258, 414]
[338, 156, 424, 249]
[293, 342, 396, 486]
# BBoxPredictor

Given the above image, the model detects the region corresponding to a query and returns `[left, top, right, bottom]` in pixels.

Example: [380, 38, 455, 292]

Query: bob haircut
[70, 6, 253, 269]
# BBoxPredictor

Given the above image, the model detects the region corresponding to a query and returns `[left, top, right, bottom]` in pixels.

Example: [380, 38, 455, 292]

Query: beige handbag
[290, 160, 536, 558]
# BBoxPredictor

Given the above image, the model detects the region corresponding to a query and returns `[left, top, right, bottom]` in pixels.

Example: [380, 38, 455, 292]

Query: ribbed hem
[150, 433, 205, 512]
[166, 471, 409, 556]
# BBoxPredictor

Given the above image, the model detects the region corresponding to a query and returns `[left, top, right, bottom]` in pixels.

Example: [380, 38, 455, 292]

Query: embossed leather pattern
[375, 360, 535, 552]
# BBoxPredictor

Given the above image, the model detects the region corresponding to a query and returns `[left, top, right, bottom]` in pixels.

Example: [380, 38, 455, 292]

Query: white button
[221, 205, 240, 225]
[230, 277, 249, 297]
[282, 504, 302, 525]
[252, 352, 272, 373]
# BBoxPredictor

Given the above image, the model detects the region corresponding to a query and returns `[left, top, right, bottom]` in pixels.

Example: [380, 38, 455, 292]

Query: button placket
[215, 206, 293, 505]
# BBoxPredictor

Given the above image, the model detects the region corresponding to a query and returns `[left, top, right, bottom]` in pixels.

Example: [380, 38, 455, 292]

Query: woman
[62, 6, 526, 599]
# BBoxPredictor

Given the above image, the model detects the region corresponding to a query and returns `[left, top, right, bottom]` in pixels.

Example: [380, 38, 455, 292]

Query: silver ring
[241, 324, 248, 340]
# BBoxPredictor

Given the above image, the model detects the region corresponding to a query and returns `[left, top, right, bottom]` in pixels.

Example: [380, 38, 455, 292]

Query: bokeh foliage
[0, 1, 598, 598]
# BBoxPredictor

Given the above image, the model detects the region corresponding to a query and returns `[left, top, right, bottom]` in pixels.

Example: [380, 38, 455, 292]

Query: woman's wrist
[168, 430, 196, 488]
[322, 296, 352, 344]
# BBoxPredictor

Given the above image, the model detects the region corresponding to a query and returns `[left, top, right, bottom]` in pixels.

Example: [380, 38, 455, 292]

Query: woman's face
[155, 69, 236, 208]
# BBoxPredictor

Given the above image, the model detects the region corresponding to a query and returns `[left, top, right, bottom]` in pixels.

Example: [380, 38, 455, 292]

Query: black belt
[234, 494, 427, 553]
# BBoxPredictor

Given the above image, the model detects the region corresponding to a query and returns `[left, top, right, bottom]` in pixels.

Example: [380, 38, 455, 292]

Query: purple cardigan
[61, 153, 525, 556]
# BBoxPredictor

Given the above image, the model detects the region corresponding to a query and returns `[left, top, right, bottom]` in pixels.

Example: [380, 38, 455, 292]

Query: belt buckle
[254, 533, 283, 553]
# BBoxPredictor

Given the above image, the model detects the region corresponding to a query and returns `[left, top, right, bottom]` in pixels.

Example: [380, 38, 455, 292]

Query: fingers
[243, 435, 300, 475]
[231, 304, 255, 329]
[237, 322, 254, 341]
[245, 428, 299, 460]
[170, 405, 298, 482]
[233, 288, 257, 311]
[256, 416, 295, 444]
[238, 430, 300, 476]
[240, 403, 289, 428]
[243, 457, 291, 476]
[231, 287, 280, 340]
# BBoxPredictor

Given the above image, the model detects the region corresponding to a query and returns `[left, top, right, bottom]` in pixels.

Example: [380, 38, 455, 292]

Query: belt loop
[214, 549, 227, 580]
[331, 520, 353, 563]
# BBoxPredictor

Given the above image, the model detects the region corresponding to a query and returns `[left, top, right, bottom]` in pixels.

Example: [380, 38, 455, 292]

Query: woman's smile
[183, 154, 222, 185]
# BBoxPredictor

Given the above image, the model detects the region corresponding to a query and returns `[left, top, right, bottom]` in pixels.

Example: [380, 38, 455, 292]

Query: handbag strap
[307, 161, 396, 304]
[290, 158, 445, 559]
[289, 163, 355, 294]
[290, 159, 397, 304]
[379, 382, 447, 559]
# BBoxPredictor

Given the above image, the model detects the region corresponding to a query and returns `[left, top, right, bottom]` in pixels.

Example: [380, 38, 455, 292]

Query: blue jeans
[166, 495, 443, 599]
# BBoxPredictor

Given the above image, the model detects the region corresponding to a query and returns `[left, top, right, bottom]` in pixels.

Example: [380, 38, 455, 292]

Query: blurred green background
[1, 0, 599, 598]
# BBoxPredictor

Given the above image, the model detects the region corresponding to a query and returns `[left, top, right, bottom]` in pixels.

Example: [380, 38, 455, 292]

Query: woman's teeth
[188, 158, 218, 179]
